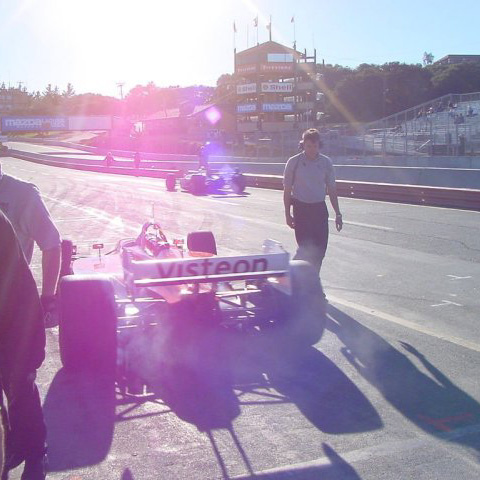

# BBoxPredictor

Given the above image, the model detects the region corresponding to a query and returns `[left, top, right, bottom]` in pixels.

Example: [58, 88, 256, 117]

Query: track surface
[2, 151, 480, 480]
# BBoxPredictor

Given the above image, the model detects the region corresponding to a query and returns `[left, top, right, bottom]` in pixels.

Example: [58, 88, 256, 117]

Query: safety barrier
[9, 149, 480, 211]
[244, 174, 480, 211]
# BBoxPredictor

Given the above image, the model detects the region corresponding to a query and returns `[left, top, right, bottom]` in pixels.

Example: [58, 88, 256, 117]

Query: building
[234, 41, 324, 135]
[0, 84, 29, 114]
[141, 102, 235, 141]
[434, 55, 480, 66]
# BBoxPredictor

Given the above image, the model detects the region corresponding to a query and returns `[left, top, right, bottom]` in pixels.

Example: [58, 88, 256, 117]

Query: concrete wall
[8, 138, 480, 189]
[333, 165, 480, 189]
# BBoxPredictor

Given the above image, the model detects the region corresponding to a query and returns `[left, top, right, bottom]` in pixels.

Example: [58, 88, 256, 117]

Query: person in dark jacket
[0, 210, 46, 479]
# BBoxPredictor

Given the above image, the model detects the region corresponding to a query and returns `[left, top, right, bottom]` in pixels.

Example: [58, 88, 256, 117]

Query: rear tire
[166, 174, 176, 191]
[59, 275, 117, 375]
[191, 174, 206, 195]
[187, 231, 217, 255]
[231, 173, 246, 194]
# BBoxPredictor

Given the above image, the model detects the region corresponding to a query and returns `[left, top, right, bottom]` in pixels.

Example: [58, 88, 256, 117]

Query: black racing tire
[59, 275, 117, 375]
[190, 174, 206, 195]
[281, 260, 326, 347]
[166, 173, 176, 191]
[231, 173, 246, 194]
[187, 231, 217, 255]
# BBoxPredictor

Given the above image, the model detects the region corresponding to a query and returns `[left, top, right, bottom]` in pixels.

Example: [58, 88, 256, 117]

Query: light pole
[117, 82, 125, 100]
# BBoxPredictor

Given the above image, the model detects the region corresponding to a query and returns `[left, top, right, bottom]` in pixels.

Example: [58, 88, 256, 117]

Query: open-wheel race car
[58, 223, 326, 391]
[165, 168, 247, 195]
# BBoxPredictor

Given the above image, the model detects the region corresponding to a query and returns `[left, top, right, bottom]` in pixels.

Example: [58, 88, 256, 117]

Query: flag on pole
[266, 15, 272, 41]
[233, 21, 237, 33]
[253, 16, 258, 27]
[291, 16, 295, 23]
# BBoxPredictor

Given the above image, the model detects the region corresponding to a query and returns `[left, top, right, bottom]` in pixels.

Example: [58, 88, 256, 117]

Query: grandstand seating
[341, 92, 480, 156]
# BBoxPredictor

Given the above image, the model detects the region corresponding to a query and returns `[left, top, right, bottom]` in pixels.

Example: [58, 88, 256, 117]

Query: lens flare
[205, 107, 221, 125]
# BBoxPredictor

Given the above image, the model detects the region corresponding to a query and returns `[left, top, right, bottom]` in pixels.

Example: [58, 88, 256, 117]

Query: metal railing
[333, 92, 480, 156]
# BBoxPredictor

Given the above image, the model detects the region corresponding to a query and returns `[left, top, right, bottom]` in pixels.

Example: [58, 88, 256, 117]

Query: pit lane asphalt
[2, 154, 480, 480]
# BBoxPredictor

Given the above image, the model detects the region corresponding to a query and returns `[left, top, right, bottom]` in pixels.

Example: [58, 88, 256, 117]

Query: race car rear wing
[124, 252, 290, 288]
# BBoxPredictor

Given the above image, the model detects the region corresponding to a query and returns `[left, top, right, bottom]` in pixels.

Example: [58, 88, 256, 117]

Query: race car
[58, 223, 326, 391]
[166, 168, 247, 195]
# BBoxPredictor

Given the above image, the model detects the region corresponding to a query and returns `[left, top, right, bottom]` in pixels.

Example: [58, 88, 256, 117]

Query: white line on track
[345, 196, 480, 214]
[231, 422, 480, 478]
[139, 187, 160, 194]
[42, 195, 138, 234]
[329, 219, 393, 231]
[328, 295, 480, 353]
[54, 217, 95, 223]
[200, 198, 240, 206]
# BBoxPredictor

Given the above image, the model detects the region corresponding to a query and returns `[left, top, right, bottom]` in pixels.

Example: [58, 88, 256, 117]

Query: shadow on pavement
[234, 443, 361, 480]
[120, 468, 135, 479]
[263, 344, 383, 434]
[152, 328, 241, 432]
[328, 305, 480, 452]
[144, 317, 382, 435]
[42, 313, 381, 475]
[43, 370, 116, 472]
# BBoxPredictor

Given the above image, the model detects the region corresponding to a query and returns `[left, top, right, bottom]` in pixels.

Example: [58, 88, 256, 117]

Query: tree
[212, 73, 235, 103]
[423, 52, 434, 66]
[429, 62, 480, 97]
[62, 83, 75, 98]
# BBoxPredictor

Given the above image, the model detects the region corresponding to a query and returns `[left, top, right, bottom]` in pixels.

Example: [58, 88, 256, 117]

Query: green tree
[62, 83, 75, 98]
[429, 62, 480, 97]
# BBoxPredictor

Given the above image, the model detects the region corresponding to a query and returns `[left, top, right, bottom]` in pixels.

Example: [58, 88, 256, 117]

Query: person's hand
[286, 213, 295, 229]
[335, 213, 343, 232]
[399, 341, 423, 358]
[41, 294, 58, 328]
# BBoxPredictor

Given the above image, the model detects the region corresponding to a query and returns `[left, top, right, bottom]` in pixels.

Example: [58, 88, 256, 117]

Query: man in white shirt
[283, 128, 343, 272]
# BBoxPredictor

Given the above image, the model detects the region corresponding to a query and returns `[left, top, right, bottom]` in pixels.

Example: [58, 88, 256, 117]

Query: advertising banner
[236, 64, 257, 75]
[236, 83, 257, 95]
[68, 116, 112, 130]
[1, 116, 68, 132]
[262, 103, 294, 112]
[260, 63, 294, 73]
[237, 104, 257, 113]
[261, 82, 293, 93]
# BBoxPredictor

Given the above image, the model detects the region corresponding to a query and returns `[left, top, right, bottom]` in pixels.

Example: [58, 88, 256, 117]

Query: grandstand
[339, 92, 480, 156]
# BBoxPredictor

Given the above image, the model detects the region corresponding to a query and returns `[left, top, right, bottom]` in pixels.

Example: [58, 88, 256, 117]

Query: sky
[0, 0, 479, 98]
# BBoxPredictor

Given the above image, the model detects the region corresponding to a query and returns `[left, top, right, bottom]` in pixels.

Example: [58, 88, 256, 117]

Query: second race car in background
[165, 168, 247, 195]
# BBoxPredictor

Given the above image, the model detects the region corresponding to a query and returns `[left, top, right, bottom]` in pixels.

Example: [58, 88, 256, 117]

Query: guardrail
[10, 149, 178, 178]
[9, 149, 480, 211]
[245, 174, 480, 210]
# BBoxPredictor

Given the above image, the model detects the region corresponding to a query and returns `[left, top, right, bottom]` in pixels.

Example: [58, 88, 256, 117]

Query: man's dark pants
[0, 370, 46, 464]
[292, 199, 329, 271]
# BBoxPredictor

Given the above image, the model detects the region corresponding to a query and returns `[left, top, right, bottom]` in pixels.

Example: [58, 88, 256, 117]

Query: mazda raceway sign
[1, 116, 69, 132]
